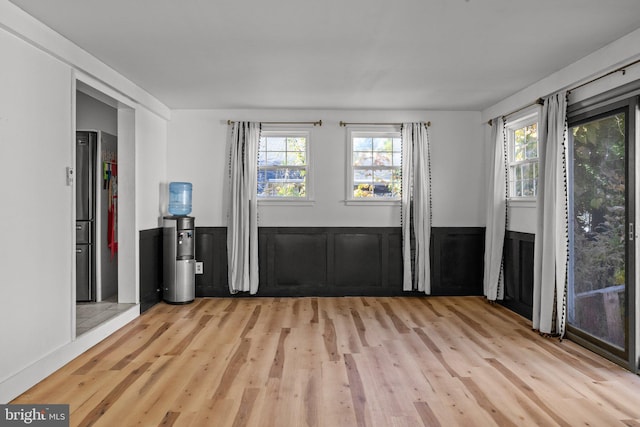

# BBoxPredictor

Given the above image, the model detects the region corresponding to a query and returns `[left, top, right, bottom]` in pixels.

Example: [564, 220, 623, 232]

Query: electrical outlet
[195, 262, 203, 274]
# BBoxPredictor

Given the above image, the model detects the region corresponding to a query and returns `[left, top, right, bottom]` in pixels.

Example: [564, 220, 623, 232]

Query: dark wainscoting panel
[334, 233, 383, 288]
[194, 227, 228, 296]
[430, 227, 485, 296]
[257, 227, 407, 296]
[501, 231, 535, 319]
[270, 232, 328, 287]
[139, 228, 163, 313]
[191, 226, 485, 297]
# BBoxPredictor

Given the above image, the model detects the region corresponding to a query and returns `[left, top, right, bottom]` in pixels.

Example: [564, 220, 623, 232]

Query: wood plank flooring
[12, 296, 640, 426]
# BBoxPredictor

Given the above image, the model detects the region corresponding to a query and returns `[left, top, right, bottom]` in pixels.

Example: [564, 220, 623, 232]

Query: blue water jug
[168, 182, 192, 216]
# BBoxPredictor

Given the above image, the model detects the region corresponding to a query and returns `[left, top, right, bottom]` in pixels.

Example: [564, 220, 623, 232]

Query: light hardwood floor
[13, 296, 640, 426]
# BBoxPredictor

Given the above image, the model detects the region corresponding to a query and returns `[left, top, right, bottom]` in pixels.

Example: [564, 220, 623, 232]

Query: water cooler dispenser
[163, 182, 195, 304]
[163, 216, 196, 304]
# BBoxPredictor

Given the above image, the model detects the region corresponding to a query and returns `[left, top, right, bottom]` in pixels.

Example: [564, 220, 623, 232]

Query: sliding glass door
[568, 97, 636, 365]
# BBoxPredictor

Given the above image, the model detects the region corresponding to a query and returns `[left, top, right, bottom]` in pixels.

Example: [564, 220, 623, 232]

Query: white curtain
[402, 123, 431, 293]
[227, 121, 260, 294]
[532, 92, 568, 336]
[483, 117, 507, 301]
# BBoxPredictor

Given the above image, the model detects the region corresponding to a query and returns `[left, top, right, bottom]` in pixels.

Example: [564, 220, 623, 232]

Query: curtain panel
[532, 92, 569, 336]
[227, 121, 261, 294]
[483, 117, 507, 301]
[401, 123, 432, 293]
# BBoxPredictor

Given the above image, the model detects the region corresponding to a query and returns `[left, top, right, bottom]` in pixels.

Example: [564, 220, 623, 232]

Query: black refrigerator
[76, 131, 96, 302]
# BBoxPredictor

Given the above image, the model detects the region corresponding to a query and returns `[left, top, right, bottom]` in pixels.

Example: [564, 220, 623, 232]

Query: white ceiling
[9, 0, 640, 111]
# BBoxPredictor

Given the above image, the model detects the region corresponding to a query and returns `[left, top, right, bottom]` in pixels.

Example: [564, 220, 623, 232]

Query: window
[348, 129, 402, 201]
[507, 115, 539, 198]
[258, 131, 309, 199]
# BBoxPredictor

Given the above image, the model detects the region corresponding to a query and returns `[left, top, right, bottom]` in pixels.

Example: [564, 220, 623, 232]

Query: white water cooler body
[163, 216, 195, 304]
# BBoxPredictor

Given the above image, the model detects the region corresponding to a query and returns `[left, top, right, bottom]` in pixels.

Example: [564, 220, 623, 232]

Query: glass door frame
[566, 95, 638, 372]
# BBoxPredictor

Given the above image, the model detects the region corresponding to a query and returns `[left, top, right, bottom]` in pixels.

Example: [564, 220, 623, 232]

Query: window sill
[344, 199, 401, 206]
[508, 198, 537, 208]
[258, 198, 315, 207]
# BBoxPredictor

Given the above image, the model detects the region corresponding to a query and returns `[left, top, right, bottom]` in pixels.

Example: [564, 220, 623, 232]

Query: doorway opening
[74, 82, 136, 336]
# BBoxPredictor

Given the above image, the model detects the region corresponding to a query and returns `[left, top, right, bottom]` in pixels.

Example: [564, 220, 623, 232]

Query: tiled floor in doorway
[76, 296, 136, 336]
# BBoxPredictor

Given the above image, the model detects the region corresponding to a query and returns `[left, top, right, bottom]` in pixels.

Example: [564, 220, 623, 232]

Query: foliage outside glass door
[569, 111, 626, 349]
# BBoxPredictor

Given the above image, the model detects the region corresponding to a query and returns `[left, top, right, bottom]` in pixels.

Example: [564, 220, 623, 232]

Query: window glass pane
[526, 124, 537, 144]
[522, 179, 534, 197]
[259, 168, 306, 197]
[373, 169, 392, 182]
[393, 138, 402, 153]
[373, 152, 392, 166]
[257, 170, 266, 194]
[287, 152, 305, 165]
[266, 151, 285, 165]
[393, 152, 401, 166]
[373, 169, 393, 197]
[266, 137, 286, 151]
[372, 137, 391, 151]
[287, 137, 306, 152]
[354, 184, 374, 198]
[354, 168, 372, 183]
[353, 137, 372, 151]
[353, 151, 373, 166]
[514, 128, 525, 147]
[526, 141, 537, 159]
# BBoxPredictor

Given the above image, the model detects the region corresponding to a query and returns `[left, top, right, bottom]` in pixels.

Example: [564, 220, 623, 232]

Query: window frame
[345, 126, 402, 205]
[506, 110, 540, 204]
[257, 128, 314, 205]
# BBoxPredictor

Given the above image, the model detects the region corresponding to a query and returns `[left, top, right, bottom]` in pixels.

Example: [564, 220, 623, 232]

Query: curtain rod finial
[488, 119, 493, 126]
[426, 121, 431, 127]
[316, 120, 322, 126]
[339, 121, 346, 127]
[227, 119, 233, 125]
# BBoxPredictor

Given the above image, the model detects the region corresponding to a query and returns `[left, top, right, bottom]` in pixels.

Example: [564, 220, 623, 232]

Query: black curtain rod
[339, 121, 431, 127]
[487, 98, 543, 126]
[227, 120, 322, 126]
[568, 57, 640, 94]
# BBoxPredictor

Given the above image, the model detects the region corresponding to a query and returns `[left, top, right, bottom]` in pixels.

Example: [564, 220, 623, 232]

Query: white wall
[0, 0, 170, 402]
[137, 109, 168, 230]
[482, 27, 640, 234]
[0, 26, 74, 395]
[168, 109, 485, 227]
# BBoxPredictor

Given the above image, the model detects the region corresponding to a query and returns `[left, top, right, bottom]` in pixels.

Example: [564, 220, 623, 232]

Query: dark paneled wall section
[139, 228, 163, 313]
[501, 231, 535, 319]
[258, 227, 405, 296]
[139, 227, 486, 309]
